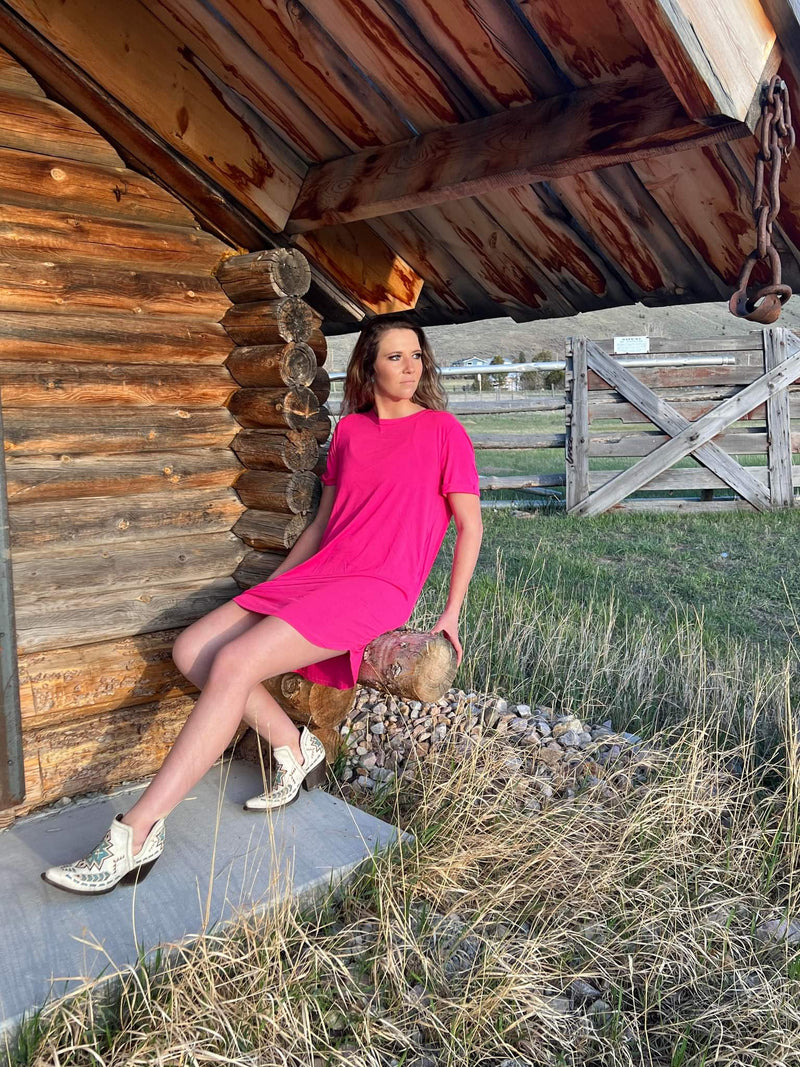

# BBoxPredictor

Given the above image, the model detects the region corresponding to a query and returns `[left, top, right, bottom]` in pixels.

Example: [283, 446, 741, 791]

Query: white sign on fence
[613, 336, 651, 354]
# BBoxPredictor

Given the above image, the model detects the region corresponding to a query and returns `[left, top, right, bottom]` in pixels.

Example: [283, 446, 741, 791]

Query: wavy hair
[339, 313, 448, 416]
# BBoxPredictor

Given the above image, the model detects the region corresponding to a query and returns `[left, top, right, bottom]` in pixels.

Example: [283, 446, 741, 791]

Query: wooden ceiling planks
[550, 166, 731, 303]
[292, 0, 477, 131]
[208, 0, 411, 148]
[632, 146, 757, 289]
[367, 211, 501, 321]
[514, 0, 655, 86]
[143, 0, 346, 162]
[410, 198, 567, 321]
[479, 185, 633, 312]
[381, 0, 567, 108]
[292, 221, 423, 314]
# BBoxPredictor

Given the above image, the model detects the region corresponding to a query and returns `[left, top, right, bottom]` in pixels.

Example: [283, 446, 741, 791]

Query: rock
[359, 753, 378, 771]
[370, 722, 385, 735]
[516, 704, 532, 717]
[755, 917, 800, 944]
[370, 767, 395, 782]
[322, 1007, 347, 1030]
[569, 979, 601, 1001]
[556, 729, 581, 747]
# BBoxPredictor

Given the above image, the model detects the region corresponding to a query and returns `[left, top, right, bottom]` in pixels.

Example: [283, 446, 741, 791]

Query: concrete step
[0, 758, 407, 1036]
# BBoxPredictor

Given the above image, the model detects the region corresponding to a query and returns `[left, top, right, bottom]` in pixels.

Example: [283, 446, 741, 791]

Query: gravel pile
[335, 686, 650, 806]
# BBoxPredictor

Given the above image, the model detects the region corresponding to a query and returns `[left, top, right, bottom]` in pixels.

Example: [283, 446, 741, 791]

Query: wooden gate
[565, 329, 800, 516]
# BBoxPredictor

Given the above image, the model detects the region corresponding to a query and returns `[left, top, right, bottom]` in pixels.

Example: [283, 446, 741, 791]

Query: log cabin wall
[0, 45, 262, 823]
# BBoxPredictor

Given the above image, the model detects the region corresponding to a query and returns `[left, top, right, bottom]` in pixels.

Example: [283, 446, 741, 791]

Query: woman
[42, 313, 483, 895]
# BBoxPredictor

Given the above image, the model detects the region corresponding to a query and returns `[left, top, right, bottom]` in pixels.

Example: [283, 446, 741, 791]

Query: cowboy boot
[41, 813, 166, 896]
[243, 726, 327, 811]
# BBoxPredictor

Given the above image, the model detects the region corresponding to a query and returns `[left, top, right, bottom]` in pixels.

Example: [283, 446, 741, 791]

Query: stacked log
[0, 46, 248, 822]
[216, 249, 334, 579]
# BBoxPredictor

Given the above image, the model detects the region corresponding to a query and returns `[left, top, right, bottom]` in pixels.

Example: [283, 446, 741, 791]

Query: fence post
[763, 327, 794, 508]
[565, 336, 589, 512]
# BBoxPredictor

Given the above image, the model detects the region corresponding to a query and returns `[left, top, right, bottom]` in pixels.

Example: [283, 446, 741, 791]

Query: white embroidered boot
[41, 813, 166, 895]
[243, 726, 327, 811]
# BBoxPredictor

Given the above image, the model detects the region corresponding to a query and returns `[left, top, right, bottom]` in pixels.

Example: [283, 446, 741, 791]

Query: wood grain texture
[234, 469, 319, 513]
[13, 693, 195, 813]
[225, 343, 318, 389]
[293, 222, 421, 314]
[5, 449, 243, 502]
[6, 0, 305, 229]
[1, 202, 230, 272]
[0, 146, 197, 226]
[0, 361, 236, 408]
[8, 488, 245, 553]
[17, 628, 193, 729]
[0, 85, 121, 164]
[287, 70, 746, 232]
[573, 333, 800, 515]
[233, 509, 311, 552]
[0, 259, 232, 319]
[618, 0, 777, 121]
[230, 428, 320, 472]
[228, 386, 320, 430]
[0, 312, 232, 365]
[0, 42, 43, 94]
[565, 337, 589, 509]
[764, 327, 795, 506]
[12, 532, 245, 598]
[3, 408, 238, 456]
[202, 0, 411, 148]
[583, 339, 771, 510]
[142, 0, 345, 162]
[15, 577, 240, 652]
[215, 249, 312, 302]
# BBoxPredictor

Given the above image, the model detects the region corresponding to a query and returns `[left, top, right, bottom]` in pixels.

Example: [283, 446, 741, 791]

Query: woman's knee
[172, 626, 203, 681]
[206, 637, 259, 689]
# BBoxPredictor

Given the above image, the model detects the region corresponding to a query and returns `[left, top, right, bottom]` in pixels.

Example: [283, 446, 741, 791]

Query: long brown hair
[340, 313, 448, 417]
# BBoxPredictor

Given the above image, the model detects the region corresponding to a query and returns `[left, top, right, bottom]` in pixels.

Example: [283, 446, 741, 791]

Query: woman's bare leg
[171, 601, 306, 762]
[122, 608, 345, 853]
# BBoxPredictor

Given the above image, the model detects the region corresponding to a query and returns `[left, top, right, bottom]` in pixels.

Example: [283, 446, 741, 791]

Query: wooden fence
[563, 329, 800, 515]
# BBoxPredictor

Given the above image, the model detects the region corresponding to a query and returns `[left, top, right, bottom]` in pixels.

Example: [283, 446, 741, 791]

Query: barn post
[0, 398, 23, 811]
[763, 327, 795, 508]
[565, 337, 589, 512]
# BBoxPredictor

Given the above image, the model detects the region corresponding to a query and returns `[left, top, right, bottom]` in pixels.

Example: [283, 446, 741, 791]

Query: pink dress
[232, 406, 481, 689]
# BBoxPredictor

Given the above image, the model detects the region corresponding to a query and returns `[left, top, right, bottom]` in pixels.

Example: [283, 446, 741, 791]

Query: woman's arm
[431, 493, 483, 665]
[266, 484, 337, 581]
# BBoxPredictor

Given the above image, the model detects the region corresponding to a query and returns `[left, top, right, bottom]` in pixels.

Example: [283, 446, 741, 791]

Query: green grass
[441, 507, 800, 654]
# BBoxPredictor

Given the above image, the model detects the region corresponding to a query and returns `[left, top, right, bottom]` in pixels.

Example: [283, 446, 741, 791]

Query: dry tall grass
[8, 554, 800, 1066]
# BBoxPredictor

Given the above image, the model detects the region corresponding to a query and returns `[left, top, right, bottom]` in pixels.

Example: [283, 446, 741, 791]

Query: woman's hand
[431, 609, 463, 666]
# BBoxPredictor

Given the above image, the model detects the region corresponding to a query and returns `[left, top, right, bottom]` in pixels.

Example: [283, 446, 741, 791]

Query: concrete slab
[0, 759, 407, 1035]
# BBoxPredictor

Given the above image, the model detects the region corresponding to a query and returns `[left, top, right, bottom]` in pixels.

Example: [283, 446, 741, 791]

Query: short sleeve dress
[231, 406, 480, 689]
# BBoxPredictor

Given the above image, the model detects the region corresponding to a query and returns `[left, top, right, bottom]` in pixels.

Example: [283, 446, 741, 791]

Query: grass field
[7, 410, 800, 1067]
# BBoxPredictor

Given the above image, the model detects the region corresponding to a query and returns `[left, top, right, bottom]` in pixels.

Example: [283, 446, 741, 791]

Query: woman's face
[372, 327, 423, 403]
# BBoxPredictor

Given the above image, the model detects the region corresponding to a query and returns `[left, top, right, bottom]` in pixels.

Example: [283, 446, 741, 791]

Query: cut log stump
[236, 628, 457, 763]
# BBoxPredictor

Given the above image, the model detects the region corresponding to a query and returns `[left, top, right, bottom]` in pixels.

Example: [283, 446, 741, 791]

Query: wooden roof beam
[618, 0, 780, 125]
[285, 69, 750, 234]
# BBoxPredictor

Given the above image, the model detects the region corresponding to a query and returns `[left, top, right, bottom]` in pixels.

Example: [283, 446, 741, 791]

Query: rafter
[285, 69, 749, 234]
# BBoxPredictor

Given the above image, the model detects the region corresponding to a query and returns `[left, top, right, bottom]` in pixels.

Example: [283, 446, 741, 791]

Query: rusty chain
[729, 75, 795, 324]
